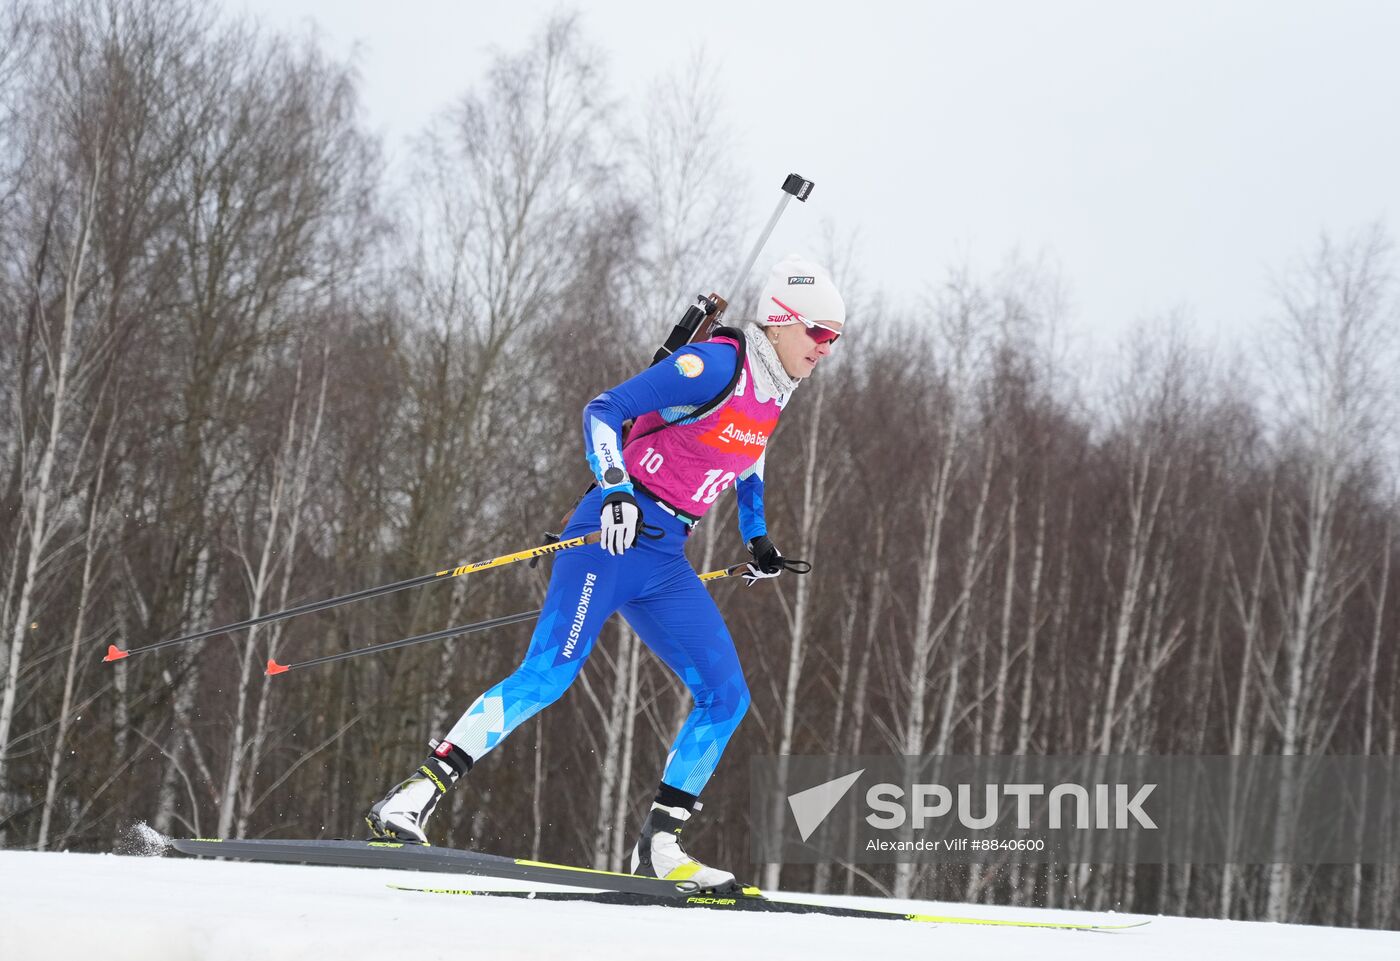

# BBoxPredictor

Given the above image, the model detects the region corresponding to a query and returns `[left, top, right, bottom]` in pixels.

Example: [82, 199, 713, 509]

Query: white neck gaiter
[743, 324, 801, 403]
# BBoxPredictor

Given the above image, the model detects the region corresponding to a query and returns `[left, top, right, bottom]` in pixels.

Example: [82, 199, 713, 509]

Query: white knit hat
[754, 254, 846, 327]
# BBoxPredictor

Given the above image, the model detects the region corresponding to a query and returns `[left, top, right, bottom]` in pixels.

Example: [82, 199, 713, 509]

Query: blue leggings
[443, 489, 751, 797]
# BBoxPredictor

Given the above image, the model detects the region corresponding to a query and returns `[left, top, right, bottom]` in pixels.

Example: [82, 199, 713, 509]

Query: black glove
[743, 535, 784, 586]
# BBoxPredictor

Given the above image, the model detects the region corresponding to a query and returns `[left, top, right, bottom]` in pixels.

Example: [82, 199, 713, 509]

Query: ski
[168, 838, 704, 897]
[170, 837, 1148, 932]
[387, 883, 1151, 931]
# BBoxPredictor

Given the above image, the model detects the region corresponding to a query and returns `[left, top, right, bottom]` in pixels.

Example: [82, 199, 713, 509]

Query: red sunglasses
[769, 297, 842, 345]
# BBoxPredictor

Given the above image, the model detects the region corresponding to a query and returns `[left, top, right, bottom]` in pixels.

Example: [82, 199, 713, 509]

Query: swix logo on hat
[767, 296, 803, 325]
[697, 407, 776, 459]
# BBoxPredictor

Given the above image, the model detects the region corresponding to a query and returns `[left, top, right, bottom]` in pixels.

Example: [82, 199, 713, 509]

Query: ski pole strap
[780, 557, 812, 575]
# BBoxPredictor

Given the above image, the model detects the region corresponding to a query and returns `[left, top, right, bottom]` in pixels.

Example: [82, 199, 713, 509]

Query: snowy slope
[1, 846, 1396, 961]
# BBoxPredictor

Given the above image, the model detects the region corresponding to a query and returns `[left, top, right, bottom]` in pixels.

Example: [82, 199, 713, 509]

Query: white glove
[742, 565, 783, 587]
[600, 490, 641, 556]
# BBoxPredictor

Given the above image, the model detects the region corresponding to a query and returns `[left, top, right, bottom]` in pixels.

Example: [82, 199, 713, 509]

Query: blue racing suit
[443, 341, 764, 797]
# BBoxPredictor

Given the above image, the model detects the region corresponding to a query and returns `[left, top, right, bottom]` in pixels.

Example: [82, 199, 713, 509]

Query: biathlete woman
[366, 254, 846, 890]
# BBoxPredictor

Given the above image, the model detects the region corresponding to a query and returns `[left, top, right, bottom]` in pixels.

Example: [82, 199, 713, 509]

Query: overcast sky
[236, 0, 1400, 352]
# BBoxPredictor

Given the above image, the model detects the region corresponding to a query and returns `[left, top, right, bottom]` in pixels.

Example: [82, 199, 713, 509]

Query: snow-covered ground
[1, 844, 1397, 960]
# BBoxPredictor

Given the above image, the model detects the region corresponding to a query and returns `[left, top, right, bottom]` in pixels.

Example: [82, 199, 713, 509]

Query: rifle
[650, 173, 813, 365]
[548, 174, 814, 537]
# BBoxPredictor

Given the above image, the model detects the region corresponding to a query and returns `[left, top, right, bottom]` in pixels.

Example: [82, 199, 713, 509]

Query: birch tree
[1263, 226, 1398, 921]
[0, 30, 116, 803]
[889, 271, 984, 899]
[760, 375, 849, 891]
[217, 347, 329, 838]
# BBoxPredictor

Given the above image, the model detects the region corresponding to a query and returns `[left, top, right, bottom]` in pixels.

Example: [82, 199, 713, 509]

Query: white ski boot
[630, 802, 740, 892]
[365, 740, 472, 844]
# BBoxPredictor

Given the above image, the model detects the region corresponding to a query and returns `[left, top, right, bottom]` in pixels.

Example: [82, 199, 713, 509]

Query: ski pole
[265, 609, 542, 676]
[101, 532, 603, 664]
[262, 561, 766, 676]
